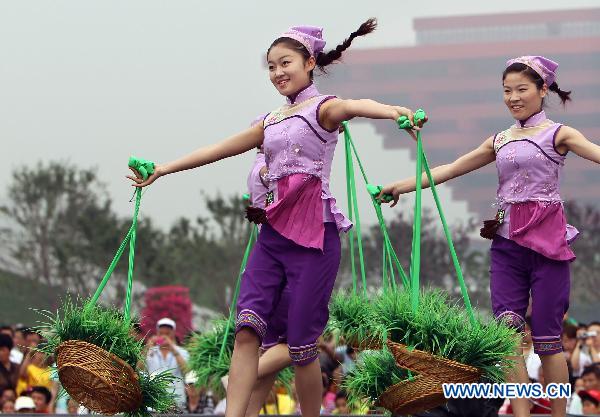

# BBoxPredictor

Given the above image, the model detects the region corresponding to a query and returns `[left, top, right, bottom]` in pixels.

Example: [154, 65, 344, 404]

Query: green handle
[128, 156, 155, 180]
[397, 109, 427, 130]
[366, 184, 393, 204]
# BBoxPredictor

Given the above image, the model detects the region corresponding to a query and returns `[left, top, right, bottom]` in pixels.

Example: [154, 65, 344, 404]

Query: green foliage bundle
[334, 289, 519, 408]
[325, 291, 383, 345]
[187, 316, 295, 398]
[36, 298, 176, 416]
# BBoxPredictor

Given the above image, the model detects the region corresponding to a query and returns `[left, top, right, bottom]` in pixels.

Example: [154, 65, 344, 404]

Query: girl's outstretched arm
[556, 126, 600, 164]
[380, 136, 496, 207]
[319, 98, 426, 140]
[128, 124, 264, 187]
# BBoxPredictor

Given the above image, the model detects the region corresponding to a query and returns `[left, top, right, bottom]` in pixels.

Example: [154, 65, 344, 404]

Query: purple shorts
[261, 285, 290, 349]
[236, 223, 341, 366]
[490, 235, 570, 355]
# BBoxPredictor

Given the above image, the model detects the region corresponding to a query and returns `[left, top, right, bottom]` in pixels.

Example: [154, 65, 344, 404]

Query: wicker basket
[57, 340, 143, 415]
[347, 336, 383, 351]
[377, 374, 447, 416]
[377, 341, 482, 415]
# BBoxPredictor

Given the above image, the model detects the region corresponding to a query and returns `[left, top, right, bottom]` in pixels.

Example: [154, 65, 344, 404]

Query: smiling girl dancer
[245, 143, 293, 417]
[381, 56, 600, 417]
[130, 19, 425, 417]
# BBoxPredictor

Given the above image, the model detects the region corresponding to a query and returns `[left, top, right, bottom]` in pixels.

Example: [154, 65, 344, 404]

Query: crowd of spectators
[1, 316, 599, 415]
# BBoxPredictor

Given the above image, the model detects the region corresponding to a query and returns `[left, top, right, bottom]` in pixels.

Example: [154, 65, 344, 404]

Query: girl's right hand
[379, 181, 403, 208]
[127, 164, 165, 188]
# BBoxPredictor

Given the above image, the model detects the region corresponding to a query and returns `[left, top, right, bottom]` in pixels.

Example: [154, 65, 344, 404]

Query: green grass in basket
[373, 289, 518, 382]
[134, 370, 178, 416]
[344, 289, 519, 409]
[344, 347, 409, 409]
[36, 297, 142, 368]
[188, 316, 296, 398]
[187, 317, 235, 398]
[36, 298, 178, 417]
[325, 291, 383, 345]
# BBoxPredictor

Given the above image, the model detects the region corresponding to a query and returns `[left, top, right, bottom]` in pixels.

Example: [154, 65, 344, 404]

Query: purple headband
[506, 55, 558, 86]
[279, 26, 326, 57]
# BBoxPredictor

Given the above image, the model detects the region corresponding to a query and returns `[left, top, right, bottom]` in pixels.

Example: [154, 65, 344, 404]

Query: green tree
[0, 161, 123, 296]
[136, 194, 251, 312]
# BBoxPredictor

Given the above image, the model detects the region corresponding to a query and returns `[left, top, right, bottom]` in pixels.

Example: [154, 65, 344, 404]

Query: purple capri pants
[261, 285, 290, 350]
[490, 235, 570, 355]
[236, 222, 341, 366]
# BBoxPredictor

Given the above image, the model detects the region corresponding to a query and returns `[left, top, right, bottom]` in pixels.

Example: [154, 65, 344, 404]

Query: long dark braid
[268, 18, 377, 79]
[315, 18, 377, 72]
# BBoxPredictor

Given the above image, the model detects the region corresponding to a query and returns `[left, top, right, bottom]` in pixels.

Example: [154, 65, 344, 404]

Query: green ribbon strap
[88, 156, 154, 321]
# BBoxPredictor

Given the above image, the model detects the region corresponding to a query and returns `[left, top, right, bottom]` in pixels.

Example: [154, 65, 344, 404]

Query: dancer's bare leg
[246, 343, 292, 417]
[294, 359, 322, 417]
[246, 372, 278, 417]
[258, 343, 292, 378]
[540, 352, 568, 417]
[506, 352, 531, 417]
[225, 328, 260, 417]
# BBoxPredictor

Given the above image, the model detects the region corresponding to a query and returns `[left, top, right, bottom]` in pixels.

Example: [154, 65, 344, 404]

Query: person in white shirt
[145, 318, 189, 409]
[571, 325, 599, 377]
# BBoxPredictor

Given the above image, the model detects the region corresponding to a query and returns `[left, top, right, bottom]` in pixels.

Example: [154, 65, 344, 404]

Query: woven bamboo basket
[56, 340, 143, 415]
[347, 336, 383, 351]
[377, 341, 482, 415]
[377, 374, 447, 416]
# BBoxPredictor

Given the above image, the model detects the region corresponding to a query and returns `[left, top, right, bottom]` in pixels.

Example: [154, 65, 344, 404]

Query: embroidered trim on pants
[236, 309, 267, 340]
[289, 343, 319, 365]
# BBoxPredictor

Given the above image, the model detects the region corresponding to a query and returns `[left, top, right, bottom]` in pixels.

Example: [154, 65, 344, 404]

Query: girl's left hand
[390, 106, 428, 141]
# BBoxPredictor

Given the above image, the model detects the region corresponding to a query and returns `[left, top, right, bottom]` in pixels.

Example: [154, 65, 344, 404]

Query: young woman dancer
[245, 143, 293, 417]
[381, 56, 600, 417]
[129, 19, 424, 417]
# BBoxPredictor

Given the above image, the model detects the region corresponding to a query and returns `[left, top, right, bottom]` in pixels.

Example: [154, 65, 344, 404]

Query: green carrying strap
[365, 184, 406, 291]
[88, 156, 154, 321]
[218, 218, 259, 361]
[396, 112, 477, 327]
[343, 124, 367, 296]
[342, 122, 409, 293]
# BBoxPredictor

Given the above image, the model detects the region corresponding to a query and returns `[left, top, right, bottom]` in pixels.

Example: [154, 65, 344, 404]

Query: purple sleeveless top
[261, 83, 352, 249]
[493, 110, 578, 261]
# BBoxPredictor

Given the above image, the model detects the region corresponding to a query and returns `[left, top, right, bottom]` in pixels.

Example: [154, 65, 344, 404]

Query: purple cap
[279, 26, 326, 57]
[506, 55, 559, 86]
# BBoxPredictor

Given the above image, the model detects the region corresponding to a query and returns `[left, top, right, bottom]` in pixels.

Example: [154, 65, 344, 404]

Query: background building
[322, 7, 600, 219]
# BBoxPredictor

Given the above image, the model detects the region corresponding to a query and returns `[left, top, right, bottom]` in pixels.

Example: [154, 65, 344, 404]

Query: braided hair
[268, 18, 377, 79]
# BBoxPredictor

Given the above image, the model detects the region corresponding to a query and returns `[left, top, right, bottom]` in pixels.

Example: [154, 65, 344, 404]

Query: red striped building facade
[322, 8, 600, 219]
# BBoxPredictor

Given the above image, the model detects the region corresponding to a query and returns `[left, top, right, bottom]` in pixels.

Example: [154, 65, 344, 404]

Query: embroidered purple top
[493, 110, 579, 261]
[261, 83, 352, 249]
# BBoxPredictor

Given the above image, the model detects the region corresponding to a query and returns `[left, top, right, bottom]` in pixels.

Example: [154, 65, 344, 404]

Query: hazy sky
[1, 0, 598, 230]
